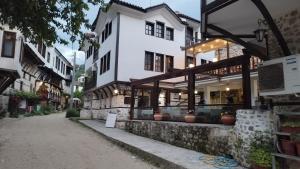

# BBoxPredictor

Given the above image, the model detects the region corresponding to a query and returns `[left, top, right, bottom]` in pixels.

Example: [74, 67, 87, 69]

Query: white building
[80, 0, 201, 119]
[0, 24, 73, 111]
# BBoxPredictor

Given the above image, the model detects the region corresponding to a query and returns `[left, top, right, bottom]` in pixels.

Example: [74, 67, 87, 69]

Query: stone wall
[231, 109, 275, 167]
[125, 120, 233, 156]
[269, 8, 300, 58]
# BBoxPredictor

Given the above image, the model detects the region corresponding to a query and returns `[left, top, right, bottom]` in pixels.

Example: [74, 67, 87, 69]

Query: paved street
[0, 113, 158, 169]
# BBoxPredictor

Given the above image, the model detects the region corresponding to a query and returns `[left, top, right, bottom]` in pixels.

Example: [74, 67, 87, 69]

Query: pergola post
[242, 56, 252, 109]
[152, 81, 160, 114]
[188, 71, 195, 112]
[129, 86, 135, 120]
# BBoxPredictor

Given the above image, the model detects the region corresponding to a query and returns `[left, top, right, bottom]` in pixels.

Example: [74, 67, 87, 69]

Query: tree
[0, 0, 105, 45]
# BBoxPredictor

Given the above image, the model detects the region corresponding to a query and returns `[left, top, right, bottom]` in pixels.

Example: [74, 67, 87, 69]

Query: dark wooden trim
[152, 81, 159, 114]
[131, 55, 247, 86]
[114, 13, 120, 81]
[206, 34, 256, 39]
[130, 86, 135, 120]
[251, 0, 291, 56]
[242, 54, 252, 109]
[188, 72, 195, 111]
[207, 24, 267, 60]
[204, 0, 238, 14]
[1, 31, 16, 58]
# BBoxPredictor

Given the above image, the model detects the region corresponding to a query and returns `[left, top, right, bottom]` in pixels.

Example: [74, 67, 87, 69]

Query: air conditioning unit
[258, 54, 300, 96]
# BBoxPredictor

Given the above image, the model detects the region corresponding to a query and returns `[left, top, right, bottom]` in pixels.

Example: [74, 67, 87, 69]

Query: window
[61, 61, 63, 73]
[144, 51, 154, 71]
[108, 22, 112, 35]
[145, 22, 154, 36]
[166, 27, 174, 41]
[106, 51, 110, 71]
[87, 46, 93, 58]
[1, 31, 16, 58]
[102, 21, 112, 43]
[55, 56, 59, 69]
[100, 57, 104, 74]
[124, 97, 131, 104]
[47, 52, 50, 63]
[186, 56, 194, 67]
[101, 31, 105, 43]
[99, 51, 111, 75]
[42, 43, 46, 58]
[201, 59, 207, 65]
[165, 55, 174, 72]
[156, 22, 164, 38]
[23, 72, 26, 79]
[155, 53, 164, 72]
[57, 58, 60, 71]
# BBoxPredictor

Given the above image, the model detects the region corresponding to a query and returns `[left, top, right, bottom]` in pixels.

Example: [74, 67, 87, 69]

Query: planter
[296, 142, 300, 156]
[280, 127, 300, 133]
[184, 114, 196, 123]
[221, 114, 236, 125]
[281, 139, 296, 156]
[252, 164, 271, 169]
[154, 113, 163, 121]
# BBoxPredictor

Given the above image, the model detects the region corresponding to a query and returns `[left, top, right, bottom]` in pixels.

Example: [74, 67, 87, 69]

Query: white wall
[117, 11, 186, 83]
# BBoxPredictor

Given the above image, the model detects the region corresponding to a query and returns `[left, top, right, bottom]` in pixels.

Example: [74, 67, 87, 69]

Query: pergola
[200, 0, 299, 59]
[129, 54, 252, 120]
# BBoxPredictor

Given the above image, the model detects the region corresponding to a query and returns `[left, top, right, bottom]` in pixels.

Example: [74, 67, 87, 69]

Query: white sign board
[105, 112, 117, 128]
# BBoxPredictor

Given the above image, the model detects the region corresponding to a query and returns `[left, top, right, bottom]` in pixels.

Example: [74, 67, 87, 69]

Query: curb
[72, 119, 186, 169]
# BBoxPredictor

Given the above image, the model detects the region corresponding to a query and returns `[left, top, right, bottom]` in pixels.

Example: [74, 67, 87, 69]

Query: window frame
[165, 55, 174, 73]
[155, 53, 164, 72]
[144, 51, 154, 71]
[1, 31, 16, 58]
[145, 21, 155, 36]
[166, 27, 174, 41]
[156, 22, 165, 38]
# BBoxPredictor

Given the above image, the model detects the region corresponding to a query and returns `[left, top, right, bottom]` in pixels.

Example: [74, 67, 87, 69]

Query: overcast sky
[56, 0, 200, 65]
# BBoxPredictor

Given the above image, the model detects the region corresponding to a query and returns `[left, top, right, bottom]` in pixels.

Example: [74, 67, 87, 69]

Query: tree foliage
[0, 0, 104, 45]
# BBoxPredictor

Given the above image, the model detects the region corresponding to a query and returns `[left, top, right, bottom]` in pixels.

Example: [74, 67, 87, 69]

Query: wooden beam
[242, 55, 252, 109]
[129, 86, 135, 120]
[204, 0, 238, 14]
[207, 24, 268, 60]
[131, 55, 247, 86]
[187, 72, 195, 112]
[251, 0, 291, 56]
[207, 34, 256, 39]
[152, 81, 159, 114]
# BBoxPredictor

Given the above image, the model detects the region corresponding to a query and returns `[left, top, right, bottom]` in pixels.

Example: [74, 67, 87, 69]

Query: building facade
[0, 25, 73, 112]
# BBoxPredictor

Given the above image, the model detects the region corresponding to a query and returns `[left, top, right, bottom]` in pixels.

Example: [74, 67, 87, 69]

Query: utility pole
[70, 51, 76, 108]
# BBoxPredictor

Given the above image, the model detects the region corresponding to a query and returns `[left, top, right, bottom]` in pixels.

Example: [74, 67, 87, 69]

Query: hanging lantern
[254, 19, 267, 42]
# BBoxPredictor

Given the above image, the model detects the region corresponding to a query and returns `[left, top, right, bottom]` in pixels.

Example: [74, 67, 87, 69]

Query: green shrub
[248, 132, 273, 168]
[66, 108, 80, 118]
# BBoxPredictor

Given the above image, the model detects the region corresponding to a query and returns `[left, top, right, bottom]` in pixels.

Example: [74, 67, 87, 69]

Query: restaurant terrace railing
[132, 104, 243, 124]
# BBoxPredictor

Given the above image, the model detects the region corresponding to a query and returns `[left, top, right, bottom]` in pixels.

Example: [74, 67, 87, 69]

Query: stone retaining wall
[125, 120, 233, 156]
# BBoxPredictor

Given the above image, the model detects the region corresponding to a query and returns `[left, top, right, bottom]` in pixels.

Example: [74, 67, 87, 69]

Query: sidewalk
[78, 120, 244, 169]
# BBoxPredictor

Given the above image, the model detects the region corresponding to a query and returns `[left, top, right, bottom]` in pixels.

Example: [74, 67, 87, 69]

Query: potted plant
[280, 139, 296, 156]
[154, 111, 163, 121]
[221, 112, 236, 125]
[249, 132, 273, 169]
[291, 134, 300, 156]
[184, 110, 196, 123]
[281, 120, 300, 133]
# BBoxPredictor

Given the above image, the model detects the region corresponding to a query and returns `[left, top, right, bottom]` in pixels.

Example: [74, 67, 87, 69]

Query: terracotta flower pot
[184, 114, 196, 123]
[281, 139, 296, 156]
[296, 142, 300, 156]
[221, 114, 236, 125]
[252, 164, 271, 169]
[154, 113, 163, 121]
[280, 127, 300, 133]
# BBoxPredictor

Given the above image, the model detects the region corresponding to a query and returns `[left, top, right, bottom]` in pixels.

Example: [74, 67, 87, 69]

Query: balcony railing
[132, 104, 243, 124]
[196, 56, 261, 80]
[186, 37, 201, 46]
